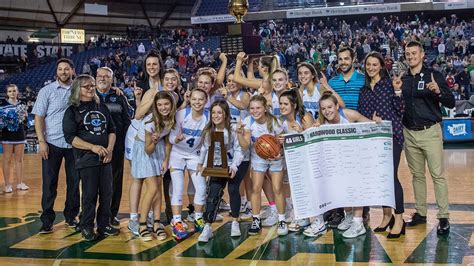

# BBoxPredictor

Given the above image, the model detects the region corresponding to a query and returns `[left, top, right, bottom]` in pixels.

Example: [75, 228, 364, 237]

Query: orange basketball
[255, 134, 281, 160]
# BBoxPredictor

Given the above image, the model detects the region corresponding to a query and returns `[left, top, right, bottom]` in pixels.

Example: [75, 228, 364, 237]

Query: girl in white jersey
[168, 88, 208, 240]
[132, 91, 176, 242]
[269, 68, 291, 118]
[297, 62, 344, 119]
[315, 91, 380, 239]
[237, 95, 287, 236]
[196, 100, 246, 242]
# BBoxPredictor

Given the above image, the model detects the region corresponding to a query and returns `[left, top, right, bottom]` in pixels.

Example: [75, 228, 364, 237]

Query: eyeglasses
[81, 85, 96, 90]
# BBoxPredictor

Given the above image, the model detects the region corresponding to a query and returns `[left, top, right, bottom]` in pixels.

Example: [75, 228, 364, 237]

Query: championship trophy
[202, 131, 230, 178]
[221, 0, 259, 56]
[228, 0, 248, 24]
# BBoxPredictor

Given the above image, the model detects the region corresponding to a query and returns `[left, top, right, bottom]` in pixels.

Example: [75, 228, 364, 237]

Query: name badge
[417, 80, 425, 91]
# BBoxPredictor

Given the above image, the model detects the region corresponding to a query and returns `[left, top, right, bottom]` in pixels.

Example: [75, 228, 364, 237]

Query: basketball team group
[28, 40, 454, 244]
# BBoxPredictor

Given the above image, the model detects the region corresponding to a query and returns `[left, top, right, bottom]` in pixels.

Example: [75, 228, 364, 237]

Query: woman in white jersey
[316, 91, 380, 239]
[131, 91, 176, 241]
[297, 62, 344, 119]
[197, 100, 246, 242]
[168, 88, 208, 240]
[237, 95, 287, 236]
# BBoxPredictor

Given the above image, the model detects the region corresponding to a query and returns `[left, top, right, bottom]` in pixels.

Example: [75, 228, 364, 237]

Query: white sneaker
[277, 221, 289, 236]
[342, 221, 366, 238]
[260, 206, 272, 219]
[219, 200, 231, 211]
[337, 213, 353, 231]
[231, 221, 241, 237]
[4, 185, 13, 193]
[186, 212, 195, 222]
[303, 218, 327, 237]
[240, 208, 252, 221]
[127, 219, 139, 236]
[262, 210, 278, 227]
[198, 224, 213, 242]
[16, 183, 29, 190]
[215, 214, 224, 222]
[288, 218, 310, 232]
[285, 207, 294, 223]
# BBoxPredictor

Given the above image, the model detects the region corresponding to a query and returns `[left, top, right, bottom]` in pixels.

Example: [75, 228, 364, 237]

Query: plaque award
[202, 131, 230, 178]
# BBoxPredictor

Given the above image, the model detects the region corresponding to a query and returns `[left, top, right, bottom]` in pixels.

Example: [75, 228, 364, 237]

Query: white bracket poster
[283, 121, 395, 220]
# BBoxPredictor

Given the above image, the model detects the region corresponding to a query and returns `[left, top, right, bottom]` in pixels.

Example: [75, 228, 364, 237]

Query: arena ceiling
[0, 0, 196, 34]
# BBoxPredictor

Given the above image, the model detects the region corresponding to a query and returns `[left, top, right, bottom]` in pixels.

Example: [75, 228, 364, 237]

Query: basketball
[255, 134, 281, 160]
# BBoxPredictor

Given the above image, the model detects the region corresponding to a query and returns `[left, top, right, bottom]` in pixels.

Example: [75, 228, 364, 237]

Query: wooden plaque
[202, 131, 230, 178]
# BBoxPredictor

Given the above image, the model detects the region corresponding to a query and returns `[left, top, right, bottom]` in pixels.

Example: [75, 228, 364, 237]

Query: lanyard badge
[417, 73, 425, 91]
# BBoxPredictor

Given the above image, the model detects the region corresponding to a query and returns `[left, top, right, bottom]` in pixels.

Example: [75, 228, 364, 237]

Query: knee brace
[191, 172, 207, 206]
[204, 181, 225, 223]
[170, 170, 184, 206]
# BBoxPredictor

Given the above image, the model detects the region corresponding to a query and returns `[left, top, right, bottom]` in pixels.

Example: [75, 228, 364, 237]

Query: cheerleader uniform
[0, 100, 27, 145]
[131, 114, 170, 179]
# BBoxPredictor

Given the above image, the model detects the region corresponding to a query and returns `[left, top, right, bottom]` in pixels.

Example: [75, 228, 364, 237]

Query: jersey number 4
[186, 138, 195, 148]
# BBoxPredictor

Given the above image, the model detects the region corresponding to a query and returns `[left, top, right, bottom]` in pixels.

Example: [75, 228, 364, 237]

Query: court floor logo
[0, 212, 472, 264]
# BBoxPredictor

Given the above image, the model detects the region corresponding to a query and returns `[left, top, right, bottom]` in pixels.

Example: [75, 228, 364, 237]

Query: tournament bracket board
[283, 121, 395, 220]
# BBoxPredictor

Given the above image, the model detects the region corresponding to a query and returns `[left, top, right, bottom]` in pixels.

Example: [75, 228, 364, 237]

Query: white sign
[84, 3, 108, 16]
[61, 28, 85, 44]
[287, 4, 401, 19]
[444, 1, 468, 10]
[191, 14, 236, 24]
[283, 122, 395, 219]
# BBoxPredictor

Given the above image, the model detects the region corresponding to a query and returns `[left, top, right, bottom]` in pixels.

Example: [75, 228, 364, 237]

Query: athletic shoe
[260, 206, 272, 219]
[342, 222, 366, 238]
[172, 221, 189, 240]
[146, 212, 154, 231]
[240, 201, 250, 213]
[4, 185, 12, 193]
[65, 219, 79, 229]
[240, 208, 253, 221]
[248, 217, 262, 235]
[111, 217, 120, 228]
[288, 218, 310, 232]
[81, 228, 97, 241]
[198, 224, 213, 242]
[337, 213, 354, 231]
[231, 221, 241, 237]
[215, 214, 224, 222]
[262, 210, 278, 227]
[327, 210, 345, 228]
[98, 225, 120, 236]
[303, 219, 327, 237]
[194, 217, 206, 232]
[277, 221, 289, 236]
[127, 220, 139, 236]
[39, 224, 54, 234]
[16, 183, 29, 190]
[219, 199, 231, 211]
[186, 212, 196, 222]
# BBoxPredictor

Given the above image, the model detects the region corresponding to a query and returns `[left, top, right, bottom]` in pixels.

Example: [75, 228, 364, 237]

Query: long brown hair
[148, 91, 177, 134]
[259, 55, 280, 80]
[363, 51, 388, 89]
[317, 91, 339, 125]
[201, 100, 232, 146]
[279, 89, 305, 121]
[249, 94, 280, 133]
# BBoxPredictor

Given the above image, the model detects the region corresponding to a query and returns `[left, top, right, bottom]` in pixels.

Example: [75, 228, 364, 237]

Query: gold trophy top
[228, 0, 249, 24]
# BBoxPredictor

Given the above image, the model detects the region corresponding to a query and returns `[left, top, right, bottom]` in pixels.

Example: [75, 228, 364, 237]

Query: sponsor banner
[60, 28, 85, 44]
[191, 14, 235, 24]
[286, 4, 401, 19]
[0, 43, 79, 59]
[442, 118, 473, 142]
[444, 1, 468, 10]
